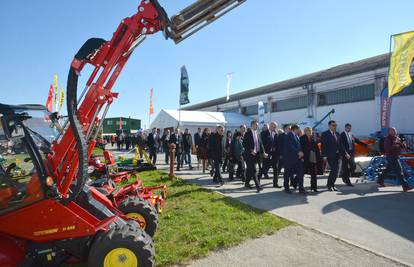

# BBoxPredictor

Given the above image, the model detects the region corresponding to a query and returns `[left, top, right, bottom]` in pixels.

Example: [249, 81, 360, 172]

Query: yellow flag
[388, 32, 414, 97]
[53, 74, 59, 107]
[58, 89, 65, 113]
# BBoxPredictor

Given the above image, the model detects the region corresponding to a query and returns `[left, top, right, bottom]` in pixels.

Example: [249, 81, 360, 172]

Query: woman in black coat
[300, 127, 322, 192]
[222, 130, 233, 173]
[199, 128, 211, 173]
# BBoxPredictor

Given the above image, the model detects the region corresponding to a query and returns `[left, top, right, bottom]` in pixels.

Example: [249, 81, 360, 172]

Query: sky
[0, 0, 413, 128]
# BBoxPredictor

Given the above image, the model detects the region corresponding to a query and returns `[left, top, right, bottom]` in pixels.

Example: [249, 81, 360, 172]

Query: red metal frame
[0, 2, 166, 265]
[49, 1, 165, 198]
[0, 0, 245, 264]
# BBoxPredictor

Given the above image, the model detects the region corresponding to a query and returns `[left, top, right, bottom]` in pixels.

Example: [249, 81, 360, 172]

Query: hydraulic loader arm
[168, 0, 246, 44]
[50, 0, 246, 199]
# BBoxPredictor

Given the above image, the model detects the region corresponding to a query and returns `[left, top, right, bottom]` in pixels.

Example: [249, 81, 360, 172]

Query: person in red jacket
[379, 127, 413, 192]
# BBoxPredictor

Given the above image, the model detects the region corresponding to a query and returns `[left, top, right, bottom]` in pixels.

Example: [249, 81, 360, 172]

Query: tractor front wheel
[88, 223, 154, 267]
[118, 197, 158, 237]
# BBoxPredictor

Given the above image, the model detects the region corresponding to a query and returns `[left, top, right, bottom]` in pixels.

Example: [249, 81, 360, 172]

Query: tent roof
[151, 109, 251, 128]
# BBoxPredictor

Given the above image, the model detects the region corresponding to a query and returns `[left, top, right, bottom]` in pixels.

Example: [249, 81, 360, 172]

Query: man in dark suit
[321, 120, 344, 191]
[194, 127, 202, 168]
[260, 123, 271, 180]
[283, 124, 306, 194]
[262, 121, 282, 188]
[147, 128, 160, 165]
[237, 124, 247, 181]
[182, 128, 193, 170]
[209, 125, 225, 185]
[278, 124, 296, 188]
[161, 129, 171, 164]
[244, 120, 266, 193]
[169, 128, 183, 171]
[340, 123, 367, 186]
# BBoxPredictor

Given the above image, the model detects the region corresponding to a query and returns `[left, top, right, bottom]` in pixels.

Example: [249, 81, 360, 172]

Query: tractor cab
[0, 104, 58, 215]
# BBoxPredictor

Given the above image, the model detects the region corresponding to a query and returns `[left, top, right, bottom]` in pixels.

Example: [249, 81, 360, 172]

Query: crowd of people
[160, 120, 413, 194]
[105, 120, 413, 194]
[184, 120, 363, 194]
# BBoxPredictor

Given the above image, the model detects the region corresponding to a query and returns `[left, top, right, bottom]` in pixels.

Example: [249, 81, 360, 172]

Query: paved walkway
[109, 149, 414, 266]
[157, 156, 414, 266]
[187, 225, 403, 267]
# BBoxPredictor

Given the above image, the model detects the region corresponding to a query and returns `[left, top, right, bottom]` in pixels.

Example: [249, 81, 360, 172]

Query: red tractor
[0, 0, 245, 266]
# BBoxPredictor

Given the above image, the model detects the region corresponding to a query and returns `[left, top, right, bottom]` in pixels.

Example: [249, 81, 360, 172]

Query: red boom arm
[48, 0, 245, 198]
[50, 1, 165, 197]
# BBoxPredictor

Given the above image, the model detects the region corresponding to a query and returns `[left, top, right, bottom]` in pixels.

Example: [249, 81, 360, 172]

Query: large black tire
[118, 197, 158, 238]
[88, 223, 155, 267]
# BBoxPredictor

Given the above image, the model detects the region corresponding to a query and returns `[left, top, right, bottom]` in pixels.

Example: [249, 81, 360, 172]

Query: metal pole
[386, 34, 393, 83]
[178, 104, 181, 128]
[169, 143, 176, 180]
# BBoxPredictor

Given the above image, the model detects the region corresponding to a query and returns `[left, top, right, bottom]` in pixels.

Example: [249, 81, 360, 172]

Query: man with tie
[262, 121, 282, 188]
[321, 120, 345, 191]
[260, 123, 271, 180]
[283, 124, 306, 194]
[277, 125, 291, 185]
[340, 123, 367, 186]
[244, 120, 266, 192]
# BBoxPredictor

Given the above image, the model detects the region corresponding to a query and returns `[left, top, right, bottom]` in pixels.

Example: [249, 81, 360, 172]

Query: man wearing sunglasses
[321, 120, 345, 191]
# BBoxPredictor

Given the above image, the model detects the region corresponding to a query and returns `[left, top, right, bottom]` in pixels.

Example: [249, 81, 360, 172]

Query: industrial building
[184, 53, 414, 137]
[102, 117, 141, 135]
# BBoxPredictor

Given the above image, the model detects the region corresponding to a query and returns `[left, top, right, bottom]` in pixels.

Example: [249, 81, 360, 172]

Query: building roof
[184, 53, 389, 110]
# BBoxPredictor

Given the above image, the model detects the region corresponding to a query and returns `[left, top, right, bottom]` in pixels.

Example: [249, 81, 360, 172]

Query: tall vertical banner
[119, 117, 123, 130]
[149, 88, 154, 115]
[46, 84, 54, 112]
[388, 32, 414, 97]
[380, 88, 393, 136]
[54, 74, 59, 112]
[226, 73, 233, 101]
[258, 101, 265, 129]
[180, 65, 190, 105]
[58, 89, 65, 113]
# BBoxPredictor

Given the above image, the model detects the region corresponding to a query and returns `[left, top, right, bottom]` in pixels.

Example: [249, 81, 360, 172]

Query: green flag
[180, 65, 190, 105]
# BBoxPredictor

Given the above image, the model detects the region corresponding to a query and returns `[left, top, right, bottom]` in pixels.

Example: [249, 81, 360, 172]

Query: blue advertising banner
[380, 87, 392, 136]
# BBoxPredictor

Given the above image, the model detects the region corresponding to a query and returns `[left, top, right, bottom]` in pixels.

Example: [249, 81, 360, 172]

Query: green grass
[69, 170, 291, 266]
[92, 147, 103, 156]
[137, 170, 291, 266]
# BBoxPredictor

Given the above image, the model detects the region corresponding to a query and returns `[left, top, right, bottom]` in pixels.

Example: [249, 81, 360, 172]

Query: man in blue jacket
[283, 124, 306, 194]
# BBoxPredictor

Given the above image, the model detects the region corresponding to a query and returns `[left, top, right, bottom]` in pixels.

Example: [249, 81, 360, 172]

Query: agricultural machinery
[0, 0, 246, 266]
[88, 149, 167, 237]
[362, 154, 414, 189]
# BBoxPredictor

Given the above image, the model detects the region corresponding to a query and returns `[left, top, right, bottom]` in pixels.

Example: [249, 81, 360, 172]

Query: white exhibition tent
[150, 109, 252, 134]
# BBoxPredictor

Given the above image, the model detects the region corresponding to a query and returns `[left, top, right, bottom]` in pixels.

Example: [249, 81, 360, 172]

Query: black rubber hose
[65, 38, 106, 202]
[66, 67, 89, 201]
